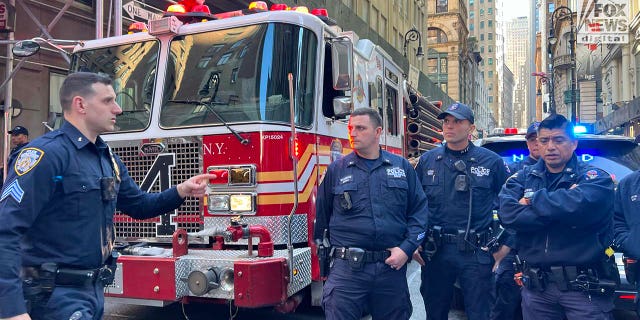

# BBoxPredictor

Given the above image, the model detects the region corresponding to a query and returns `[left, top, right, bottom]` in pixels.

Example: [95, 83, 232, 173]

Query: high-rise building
[506, 16, 529, 127]
[468, 0, 502, 126]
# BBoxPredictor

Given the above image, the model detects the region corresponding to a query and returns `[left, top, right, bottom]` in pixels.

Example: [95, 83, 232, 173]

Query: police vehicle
[475, 128, 640, 312]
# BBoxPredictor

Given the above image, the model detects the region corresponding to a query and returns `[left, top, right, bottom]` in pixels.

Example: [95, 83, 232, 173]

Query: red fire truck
[34, 1, 443, 311]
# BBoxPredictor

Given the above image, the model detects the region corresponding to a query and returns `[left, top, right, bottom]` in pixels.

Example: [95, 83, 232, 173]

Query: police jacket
[499, 155, 614, 267]
[8, 142, 28, 166]
[0, 122, 185, 318]
[415, 142, 508, 232]
[613, 171, 640, 258]
[508, 155, 538, 173]
[314, 150, 429, 258]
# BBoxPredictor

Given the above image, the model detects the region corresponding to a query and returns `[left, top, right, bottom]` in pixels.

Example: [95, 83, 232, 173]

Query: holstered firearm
[421, 226, 441, 262]
[316, 229, 331, 277]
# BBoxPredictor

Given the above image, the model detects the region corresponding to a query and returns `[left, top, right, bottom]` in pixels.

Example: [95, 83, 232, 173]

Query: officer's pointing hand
[385, 247, 409, 270]
[177, 173, 217, 198]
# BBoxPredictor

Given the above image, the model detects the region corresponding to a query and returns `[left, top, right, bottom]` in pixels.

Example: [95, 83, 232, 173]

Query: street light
[548, 5, 577, 124]
[532, 72, 553, 114]
[403, 26, 424, 61]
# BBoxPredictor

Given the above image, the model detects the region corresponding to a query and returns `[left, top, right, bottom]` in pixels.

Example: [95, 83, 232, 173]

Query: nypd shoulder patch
[585, 169, 599, 180]
[0, 179, 24, 203]
[14, 148, 44, 176]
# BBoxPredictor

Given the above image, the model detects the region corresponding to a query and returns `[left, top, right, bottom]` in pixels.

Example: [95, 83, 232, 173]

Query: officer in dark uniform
[508, 122, 541, 173]
[7, 126, 30, 166]
[414, 103, 509, 320]
[499, 114, 617, 320]
[315, 107, 428, 320]
[491, 121, 540, 320]
[0, 72, 214, 320]
[613, 168, 640, 316]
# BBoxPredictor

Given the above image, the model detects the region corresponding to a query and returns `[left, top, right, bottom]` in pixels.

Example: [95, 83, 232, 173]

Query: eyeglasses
[538, 136, 570, 146]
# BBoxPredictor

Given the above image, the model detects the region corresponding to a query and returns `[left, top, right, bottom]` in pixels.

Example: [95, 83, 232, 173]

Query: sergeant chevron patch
[1, 179, 24, 203]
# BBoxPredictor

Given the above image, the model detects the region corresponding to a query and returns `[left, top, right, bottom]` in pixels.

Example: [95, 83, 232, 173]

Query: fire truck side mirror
[332, 96, 352, 119]
[13, 40, 40, 57]
[331, 38, 353, 91]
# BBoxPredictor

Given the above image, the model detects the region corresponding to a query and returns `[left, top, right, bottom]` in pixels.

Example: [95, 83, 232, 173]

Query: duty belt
[432, 228, 491, 244]
[22, 263, 116, 288]
[332, 247, 391, 263]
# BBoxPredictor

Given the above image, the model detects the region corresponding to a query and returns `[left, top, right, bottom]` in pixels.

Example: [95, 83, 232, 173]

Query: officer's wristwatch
[523, 191, 534, 200]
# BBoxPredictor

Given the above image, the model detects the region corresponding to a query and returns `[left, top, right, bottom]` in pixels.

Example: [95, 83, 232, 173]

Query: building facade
[506, 16, 529, 127]
[468, 0, 502, 126]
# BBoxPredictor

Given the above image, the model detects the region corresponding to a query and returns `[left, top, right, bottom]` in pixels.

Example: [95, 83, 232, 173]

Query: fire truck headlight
[230, 194, 253, 212]
[219, 268, 234, 292]
[208, 195, 230, 212]
[229, 166, 254, 185]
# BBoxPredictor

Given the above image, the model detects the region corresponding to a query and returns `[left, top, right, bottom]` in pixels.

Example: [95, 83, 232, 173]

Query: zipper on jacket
[545, 233, 549, 254]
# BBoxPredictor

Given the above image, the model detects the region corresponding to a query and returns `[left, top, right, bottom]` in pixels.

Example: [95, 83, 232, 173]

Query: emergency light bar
[158, 1, 334, 26]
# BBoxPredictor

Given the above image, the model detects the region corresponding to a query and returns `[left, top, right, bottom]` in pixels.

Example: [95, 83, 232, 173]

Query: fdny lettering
[470, 166, 490, 177]
[14, 148, 44, 176]
[387, 167, 406, 178]
[140, 153, 177, 236]
[1, 179, 24, 203]
[203, 143, 226, 155]
[340, 175, 353, 184]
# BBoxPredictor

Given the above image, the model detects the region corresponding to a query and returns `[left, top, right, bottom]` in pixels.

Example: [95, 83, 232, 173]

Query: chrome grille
[111, 139, 202, 240]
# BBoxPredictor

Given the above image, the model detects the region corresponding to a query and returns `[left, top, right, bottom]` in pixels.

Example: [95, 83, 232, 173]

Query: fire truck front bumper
[105, 248, 311, 308]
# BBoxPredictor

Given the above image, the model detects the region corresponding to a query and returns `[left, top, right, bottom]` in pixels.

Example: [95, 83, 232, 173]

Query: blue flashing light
[573, 125, 588, 134]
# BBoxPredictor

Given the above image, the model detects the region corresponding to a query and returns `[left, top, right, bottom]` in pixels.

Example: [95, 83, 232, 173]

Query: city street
[105, 260, 638, 320]
[104, 261, 467, 320]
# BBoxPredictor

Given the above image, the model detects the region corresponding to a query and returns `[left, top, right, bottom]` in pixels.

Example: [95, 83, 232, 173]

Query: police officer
[314, 108, 428, 320]
[7, 126, 30, 166]
[613, 166, 640, 316]
[499, 114, 617, 320]
[414, 103, 509, 320]
[491, 121, 540, 320]
[509, 121, 541, 172]
[0, 72, 214, 320]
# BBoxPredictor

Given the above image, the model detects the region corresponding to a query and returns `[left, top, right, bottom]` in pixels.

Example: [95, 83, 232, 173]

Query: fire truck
[25, 1, 444, 311]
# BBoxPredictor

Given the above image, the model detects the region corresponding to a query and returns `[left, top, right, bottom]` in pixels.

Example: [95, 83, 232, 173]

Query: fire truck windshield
[71, 40, 160, 132]
[160, 23, 317, 128]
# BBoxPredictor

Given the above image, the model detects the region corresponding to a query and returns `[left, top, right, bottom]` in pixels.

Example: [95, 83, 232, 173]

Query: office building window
[436, 0, 448, 13]
[480, 9, 484, 15]
[488, 96, 493, 103]
[488, 20, 492, 27]
[488, 58, 493, 65]
[488, 71, 493, 77]
[488, 33, 493, 40]
[480, 21, 484, 29]
[480, 34, 484, 41]
[427, 27, 448, 43]
[480, 46, 484, 53]
[470, 23, 474, 31]
[488, 8, 493, 14]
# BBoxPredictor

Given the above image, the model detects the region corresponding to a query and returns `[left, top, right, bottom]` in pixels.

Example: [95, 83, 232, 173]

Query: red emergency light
[128, 22, 148, 34]
[208, 168, 229, 184]
[311, 8, 328, 17]
[504, 128, 519, 135]
[270, 4, 288, 11]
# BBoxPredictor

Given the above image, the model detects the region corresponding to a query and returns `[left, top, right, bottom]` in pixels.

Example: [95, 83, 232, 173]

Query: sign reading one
[577, 0, 630, 44]
[123, 0, 162, 22]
